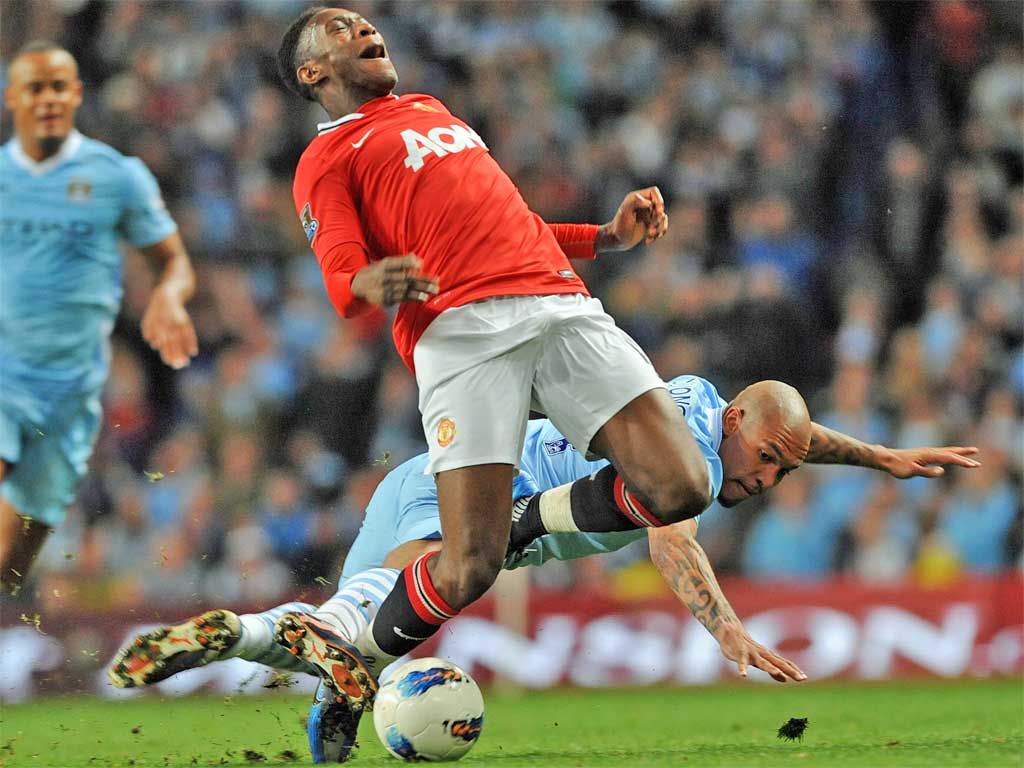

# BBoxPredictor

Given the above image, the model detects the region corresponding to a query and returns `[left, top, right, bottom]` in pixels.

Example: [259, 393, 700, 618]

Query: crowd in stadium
[5, 0, 1021, 610]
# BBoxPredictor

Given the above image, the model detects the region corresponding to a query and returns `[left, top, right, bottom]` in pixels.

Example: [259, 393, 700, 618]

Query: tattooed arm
[648, 520, 740, 637]
[807, 423, 980, 478]
[648, 520, 806, 683]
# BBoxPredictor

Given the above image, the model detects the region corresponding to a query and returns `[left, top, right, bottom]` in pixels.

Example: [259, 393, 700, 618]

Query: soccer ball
[373, 657, 485, 762]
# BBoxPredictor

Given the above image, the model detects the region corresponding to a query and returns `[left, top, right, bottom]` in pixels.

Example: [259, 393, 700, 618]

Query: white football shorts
[413, 293, 665, 475]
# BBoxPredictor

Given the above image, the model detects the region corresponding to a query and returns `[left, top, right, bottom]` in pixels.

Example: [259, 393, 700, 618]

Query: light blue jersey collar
[7, 130, 83, 176]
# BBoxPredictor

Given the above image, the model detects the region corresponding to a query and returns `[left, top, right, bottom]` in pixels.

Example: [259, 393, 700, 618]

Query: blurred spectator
[835, 287, 885, 366]
[139, 531, 206, 605]
[970, 42, 1024, 163]
[204, 523, 292, 605]
[937, 446, 1018, 573]
[812, 363, 889, 536]
[141, 426, 209, 528]
[214, 430, 264, 523]
[919, 278, 967, 379]
[913, 495, 965, 588]
[95, 483, 154, 577]
[370, 362, 429, 468]
[285, 430, 347, 507]
[735, 194, 820, 296]
[742, 474, 830, 580]
[102, 342, 157, 468]
[868, 137, 943, 323]
[834, 478, 915, 583]
[257, 468, 315, 567]
[979, 387, 1023, 473]
[288, 326, 383, 468]
[882, 328, 931, 412]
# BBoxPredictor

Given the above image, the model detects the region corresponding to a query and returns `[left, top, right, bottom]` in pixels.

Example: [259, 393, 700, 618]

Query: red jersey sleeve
[304, 168, 373, 318]
[548, 223, 599, 260]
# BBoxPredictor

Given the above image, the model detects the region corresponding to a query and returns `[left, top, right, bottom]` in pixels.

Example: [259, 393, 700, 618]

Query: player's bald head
[716, 379, 812, 506]
[731, 380, 811, 457]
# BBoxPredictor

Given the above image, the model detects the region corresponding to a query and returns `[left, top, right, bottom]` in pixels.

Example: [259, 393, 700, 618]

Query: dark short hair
[278, 6, 329, 102]
[16, 39, 69, 58]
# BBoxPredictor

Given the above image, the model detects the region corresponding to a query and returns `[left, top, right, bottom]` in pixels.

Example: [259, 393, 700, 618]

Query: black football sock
[509, 465, 664, 551]
[367, 550, 458, 658]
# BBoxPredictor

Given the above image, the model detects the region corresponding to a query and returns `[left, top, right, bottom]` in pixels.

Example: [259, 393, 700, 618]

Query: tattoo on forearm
[594, 223, 618, 252]
[806, 423, 879, 468]
[650, 527, 740, 638]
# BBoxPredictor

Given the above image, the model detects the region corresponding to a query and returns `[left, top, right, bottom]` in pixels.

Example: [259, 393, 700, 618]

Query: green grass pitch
[1, 679, 1021, 767]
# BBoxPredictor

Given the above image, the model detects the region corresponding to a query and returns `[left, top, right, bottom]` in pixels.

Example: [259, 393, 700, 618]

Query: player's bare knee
[432, 549, 503, 609]
[635, 462, 710, 524]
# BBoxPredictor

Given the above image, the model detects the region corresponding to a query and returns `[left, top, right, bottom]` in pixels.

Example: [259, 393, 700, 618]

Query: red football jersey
[293, 93, 591, 372]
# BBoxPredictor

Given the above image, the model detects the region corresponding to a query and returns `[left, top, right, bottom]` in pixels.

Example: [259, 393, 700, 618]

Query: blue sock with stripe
[312, 567, 399, 641]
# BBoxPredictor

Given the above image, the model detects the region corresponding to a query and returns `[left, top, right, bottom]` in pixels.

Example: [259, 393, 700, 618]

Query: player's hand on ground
[142, 284, 199, 370]
[597, 186, 668, 251]
[717, 624, 807, 683]
[351, 254, 440, 307]
[880, 446, 980, 479]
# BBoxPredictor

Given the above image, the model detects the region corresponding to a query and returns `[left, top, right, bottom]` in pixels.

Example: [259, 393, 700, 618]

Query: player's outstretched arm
[807, 423, 980, 478]
[648, 521, 806, 683]
[547, 186, 667, 260]
[140, 232, 198, 370]
[595, 186, 668, 252]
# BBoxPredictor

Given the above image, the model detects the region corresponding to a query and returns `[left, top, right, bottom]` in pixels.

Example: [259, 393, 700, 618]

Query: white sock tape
[538, 482, 580, 533]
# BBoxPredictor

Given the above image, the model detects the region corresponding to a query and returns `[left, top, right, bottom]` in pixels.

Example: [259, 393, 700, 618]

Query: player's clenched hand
[142, 284, 199, 370]
[351, 254, 440, 307]
[717, 624, 807, 683]
[597, 186, 668, 252]
[880, 446, 981, 479]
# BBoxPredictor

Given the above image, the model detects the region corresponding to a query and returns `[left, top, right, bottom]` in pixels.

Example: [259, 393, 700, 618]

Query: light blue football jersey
[340, 375, 727, 580]
[0, 131, 177, 392]
[511, 374, 727, 568]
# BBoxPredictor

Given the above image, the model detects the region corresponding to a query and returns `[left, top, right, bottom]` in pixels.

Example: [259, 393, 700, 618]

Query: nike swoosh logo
[393, 626, 429, 642]
[511, 496, 529, 523]
[351, 128, 374, 149]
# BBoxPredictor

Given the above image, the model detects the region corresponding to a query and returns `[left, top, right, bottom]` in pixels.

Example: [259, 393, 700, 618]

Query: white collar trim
[316, 95, 400, 135]
[317, 113, 365, 135]
[9, 130, 83, 176]
[709, 406, 724, 450]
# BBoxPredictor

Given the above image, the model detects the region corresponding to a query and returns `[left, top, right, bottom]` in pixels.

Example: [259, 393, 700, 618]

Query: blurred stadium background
[1, 0, 1022, 705]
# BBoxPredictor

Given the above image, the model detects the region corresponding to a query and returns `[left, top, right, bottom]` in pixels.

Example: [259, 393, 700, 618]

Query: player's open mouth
[359, 44, 387, 60]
